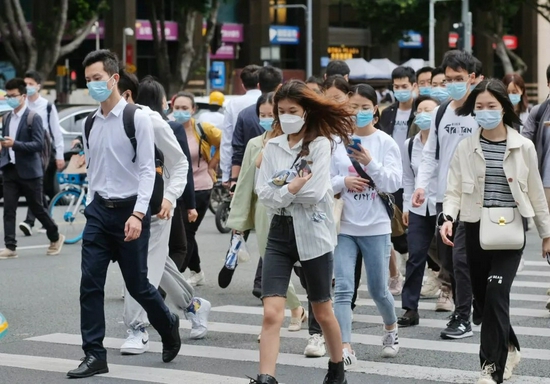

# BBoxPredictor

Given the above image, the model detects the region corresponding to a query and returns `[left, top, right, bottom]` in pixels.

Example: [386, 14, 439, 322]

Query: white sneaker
[381, 326, 399, 357]
[188, 271, 205, 286]
[389, 274, 403, 296]
[342, 348, 357, 370]
[420, 269, 441, 299]
[477, 362, 497, 384]
[435, 288, 455, 312]
[504, 348, 521, 380]
[18, 222, 33, 237]
[517, 257, 525, 273]
[0, 248, 18, 260]
[303, 334, 326, 357]
[120, 328, 149, 355]
[185, 298, 211, 339]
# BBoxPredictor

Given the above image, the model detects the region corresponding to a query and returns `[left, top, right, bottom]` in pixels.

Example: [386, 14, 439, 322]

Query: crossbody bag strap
[351, 159, 376, 188]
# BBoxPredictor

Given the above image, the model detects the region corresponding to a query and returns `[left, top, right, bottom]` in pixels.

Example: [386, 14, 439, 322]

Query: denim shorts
[262, 215, 333, 303]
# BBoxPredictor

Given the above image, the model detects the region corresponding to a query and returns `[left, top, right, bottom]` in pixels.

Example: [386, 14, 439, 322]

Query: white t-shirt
[331, 130, 403, 237]
[197, 111, 224, 129]
[392, 108, 411, 157]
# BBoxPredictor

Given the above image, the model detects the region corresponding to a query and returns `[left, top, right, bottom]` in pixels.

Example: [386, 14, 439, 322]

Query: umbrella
[401, 58, 427, 71]
[345, 58, 389, 80]
[369, 58, 398, 78]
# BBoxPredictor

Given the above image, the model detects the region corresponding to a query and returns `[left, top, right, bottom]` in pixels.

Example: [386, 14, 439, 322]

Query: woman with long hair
[252, 80, 354, 384]
[440, 79, 550, 384]
[502, 73, 530, 129]
[331, 84, 402, 369]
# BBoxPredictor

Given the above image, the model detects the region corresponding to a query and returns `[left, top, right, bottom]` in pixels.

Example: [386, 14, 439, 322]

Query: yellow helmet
[209, 91, 225, 106]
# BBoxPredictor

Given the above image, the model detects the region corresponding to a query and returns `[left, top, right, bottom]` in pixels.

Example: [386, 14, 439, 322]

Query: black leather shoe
[162, 313, 181, 362]
[252, 288, 262, 299]
[323, 360, 347, 384]
[398, 310, 420, 327]
[247, 374, 278, 384]
[66, 356, 108, 378]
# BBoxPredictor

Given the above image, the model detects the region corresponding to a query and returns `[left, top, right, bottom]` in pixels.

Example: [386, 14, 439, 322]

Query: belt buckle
[104, 200, 115, 209]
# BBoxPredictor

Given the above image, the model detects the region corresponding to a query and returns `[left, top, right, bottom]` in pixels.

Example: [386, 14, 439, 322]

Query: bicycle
[215, 191, 232, 234]
[49, 173, 88, 244]
[209, 180, 230, 214]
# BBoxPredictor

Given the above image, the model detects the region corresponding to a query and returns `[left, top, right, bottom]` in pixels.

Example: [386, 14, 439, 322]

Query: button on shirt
[8, 105, 27, 164]
[27, 96, 64, 160]
[82, 98, 155, 214]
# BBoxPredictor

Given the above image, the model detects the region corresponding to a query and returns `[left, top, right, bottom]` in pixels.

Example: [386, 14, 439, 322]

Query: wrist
[132, 211, 145, 219]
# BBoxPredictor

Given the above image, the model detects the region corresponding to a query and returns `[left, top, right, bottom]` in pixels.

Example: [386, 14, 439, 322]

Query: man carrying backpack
[0, 78, 64, 260]
[18, 70, 65, 236]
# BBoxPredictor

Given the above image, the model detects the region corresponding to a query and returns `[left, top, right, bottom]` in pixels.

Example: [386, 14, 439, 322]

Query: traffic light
[210, 22, 223, 54]
[453, 22, 465, 50]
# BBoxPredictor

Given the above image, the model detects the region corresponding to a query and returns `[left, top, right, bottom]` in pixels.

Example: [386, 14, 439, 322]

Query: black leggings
[180, 189, 211, 273]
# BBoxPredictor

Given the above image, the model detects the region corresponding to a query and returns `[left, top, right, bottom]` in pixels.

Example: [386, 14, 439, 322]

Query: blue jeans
[334, 233, 396, 343]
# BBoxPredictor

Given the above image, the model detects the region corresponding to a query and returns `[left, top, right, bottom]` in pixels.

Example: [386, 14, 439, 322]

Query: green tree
[0, 0, 107, 78]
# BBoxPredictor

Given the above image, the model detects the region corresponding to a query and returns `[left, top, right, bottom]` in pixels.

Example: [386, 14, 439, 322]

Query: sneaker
[503, 347, 521, 380]
[120, 328, 149, 355]
[389, 274, 403, 296]
[381, 326, 399, 357]
[18, 222, 33, 237]
[303, 334, 326, 357]
[440, 314, 473, 339]
[477, 362, 497, 384]
[517, 257, 525, 273]
[420, 269, 440, 299]
[185, 298, 211, 339]
[435, 288, 454, 312]
[47, 234, 65, 256]
[37, 227, 47, 234]
[288, 307, 307, 332]
[546, 297, 550, 311]
[342, 348, 357, 370]
[0, 248, 18, 260]
[188, 270, 205, 286]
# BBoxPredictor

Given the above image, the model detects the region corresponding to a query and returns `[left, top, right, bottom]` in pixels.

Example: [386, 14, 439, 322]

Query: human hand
[124, 213, 144, 242]
[156, 198, 173, 220]
[412, 188, 425, 207]
[56, 159, 65, 170]
[344, 176, 369, 192]
[288, 173, 313, 194]
[542, 237, 550, 258]
[188, 209, 198, 222]
[439, 221, 454, 247]
[349, 144, 372, 166]
[2, 136, 14, 148]
[402, 211, 409, 226]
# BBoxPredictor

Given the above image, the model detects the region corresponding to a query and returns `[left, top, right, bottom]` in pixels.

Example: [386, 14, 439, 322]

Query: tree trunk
[148, 0, 174, 94]
[494, 38, 515, 74]
[0, 0, 36, 75]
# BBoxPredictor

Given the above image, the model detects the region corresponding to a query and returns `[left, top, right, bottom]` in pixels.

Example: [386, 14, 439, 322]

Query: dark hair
[502, 73, 528, 114]
[473, 56, 483, 77]
[326, 60, 350, 77]
[392, 66, 416, 84]
[136, 76, 168, 119]
[456, 79, 522, 128]
[256, 92, 275, 117]
[82, 49, 120, 76]
[416, 66, 434, 80]
[441, 50, 476, 74]
[24, 70, 42, 84]
[240, 64, 261, 90]
[5, 78, 27, 94]
[306, 76, 323, 87]
[323, 75, 351, 94]
[431, 67, 445, 78]
[547, 64, 550, 83]
[258, 66, 283, 93]
[172, 91, 195, 108]
[349, 83, 380, 125]
[273, 80, 354, 155]
[414, 95, 440, 110]
[118, 67, 139, 99]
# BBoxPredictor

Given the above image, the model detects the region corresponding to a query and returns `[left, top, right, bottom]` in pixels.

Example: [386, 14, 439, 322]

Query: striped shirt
[480, 136, 516, 208]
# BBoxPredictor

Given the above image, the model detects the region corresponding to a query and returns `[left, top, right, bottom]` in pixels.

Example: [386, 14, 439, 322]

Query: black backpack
[533, 99, 550, 138]
[407, 137, 415, 176]
[84, 104, 165, 215]
[433, 100, 452, 160]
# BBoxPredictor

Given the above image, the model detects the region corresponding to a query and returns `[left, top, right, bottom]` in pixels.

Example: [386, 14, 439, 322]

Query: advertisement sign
[399, 31, 423, 49]
[269, 26, 300, 45]
[211, 61, 226, 89]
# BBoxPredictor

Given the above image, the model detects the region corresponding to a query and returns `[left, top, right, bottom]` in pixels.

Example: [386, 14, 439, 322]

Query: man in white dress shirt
[67, 50, 180, 379]
[19, 70, 65, 236]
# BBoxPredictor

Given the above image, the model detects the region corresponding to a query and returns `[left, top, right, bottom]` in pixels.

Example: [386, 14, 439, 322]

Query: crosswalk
[1, 261, 550, 383]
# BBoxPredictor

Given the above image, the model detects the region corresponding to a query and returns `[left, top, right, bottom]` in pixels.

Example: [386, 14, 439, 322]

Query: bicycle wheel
[215, 201, 232, 234]
[49, 189, 87, 244]
[209, 186, 225, 214]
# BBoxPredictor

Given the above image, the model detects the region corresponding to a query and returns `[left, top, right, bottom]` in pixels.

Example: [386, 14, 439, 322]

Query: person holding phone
[331, 84, 402, 369]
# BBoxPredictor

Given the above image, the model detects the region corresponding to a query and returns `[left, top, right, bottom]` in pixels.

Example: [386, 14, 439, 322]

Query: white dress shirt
[255, 135, 337, 261]
[28, 95, 64, 160]
[220, 89, 261, 181]
[402, 134, 437, 216]
[197, 111, 224, 129]
[8, 104, 28, 164]
[82, 98, 155, 214]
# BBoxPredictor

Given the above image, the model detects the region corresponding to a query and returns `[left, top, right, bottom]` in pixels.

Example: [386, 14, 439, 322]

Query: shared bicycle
[49, 173, 88, 244]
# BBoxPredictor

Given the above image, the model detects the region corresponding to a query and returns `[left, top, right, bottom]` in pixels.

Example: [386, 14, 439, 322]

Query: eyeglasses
[5, 94, 21, 99]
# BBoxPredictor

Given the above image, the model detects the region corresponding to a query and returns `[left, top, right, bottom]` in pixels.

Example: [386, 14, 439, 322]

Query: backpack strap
[535, 99, 550, 135]
[195, 122, 208, 142]
[26, 110, 36, 129]
[434, 100, 451, 160]
[122, 104, 140, 163]
[84, 111, 97, 149]
[407, 137, 414, 162]
[46, 102, 54, 142]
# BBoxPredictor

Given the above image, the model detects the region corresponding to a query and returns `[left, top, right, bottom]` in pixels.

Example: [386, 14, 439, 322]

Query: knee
[311, 303, 334, 325]
[369, 286, 390, 302]
[334, 279, 354, 302]
[263, 302, 285, 327]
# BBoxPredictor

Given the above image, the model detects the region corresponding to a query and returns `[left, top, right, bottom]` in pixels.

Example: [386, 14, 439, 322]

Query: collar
[472, 125, 523, 152]
[268, 134, 304, 154]
[95, 97, 127, 120]
[245, 89, 262, 97]
[13, 104, 28, 118]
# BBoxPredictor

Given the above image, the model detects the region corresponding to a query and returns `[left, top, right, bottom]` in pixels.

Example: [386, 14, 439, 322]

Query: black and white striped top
[480, 136, 516, 208]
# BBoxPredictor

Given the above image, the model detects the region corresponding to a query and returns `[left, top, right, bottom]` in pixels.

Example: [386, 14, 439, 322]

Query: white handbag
[479, 207, 524, 250]
[333, 195, 344, 233]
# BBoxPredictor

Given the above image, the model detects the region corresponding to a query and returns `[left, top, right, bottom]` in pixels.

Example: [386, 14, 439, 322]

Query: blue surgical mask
[430, 87, 449, 103]
[174, 110, 191, 123]
[163, 107, 170, 115]
[414, 112, 432, 130]
[446, 82, 469, 101]
[356, 110, 374, 128]
[86, 76, 115, 102]
[6, 97, 21, 109]
[509, 94, 521, 106]
[474, 109, 503, 130]
[259, 117, 274, 131]
[470, 83, 478, 91]
[394, 89, 412, 103]
[26, 86, 37, 96]
[419, 87, 432, 96]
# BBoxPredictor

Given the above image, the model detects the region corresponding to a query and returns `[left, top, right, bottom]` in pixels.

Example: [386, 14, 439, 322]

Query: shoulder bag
[479, 207, 524, 250]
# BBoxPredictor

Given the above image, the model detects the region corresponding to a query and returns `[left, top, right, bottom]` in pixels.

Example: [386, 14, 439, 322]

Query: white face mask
[279, 113, 305, 135]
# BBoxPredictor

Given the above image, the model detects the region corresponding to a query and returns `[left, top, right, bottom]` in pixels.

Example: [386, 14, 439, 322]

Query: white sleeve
[416, 108, 439, 190]
[365, 139, 402, 194]
[292, 139, 333, 204]
[48, 104, 64, 160]
[402, 138, 414, 213]
[220, 103, 234, 182]
[331, 149, 346, 195]
[255, 145, 296, 210]
[133, 110, 156, 214]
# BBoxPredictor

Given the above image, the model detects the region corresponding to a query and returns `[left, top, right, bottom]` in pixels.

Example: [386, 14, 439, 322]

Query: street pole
[206, 50, 211, 96]
[94, 22, 100, 51]
[462, 0, 472, 53]
[122, 29, 127, 65]
[429, 0, 435, 67]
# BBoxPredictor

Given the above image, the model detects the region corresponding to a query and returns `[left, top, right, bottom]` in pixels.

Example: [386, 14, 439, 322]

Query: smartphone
[546, 253, 550, 266]
[347, 138, 361, 154]
[295, 159, 312, 177]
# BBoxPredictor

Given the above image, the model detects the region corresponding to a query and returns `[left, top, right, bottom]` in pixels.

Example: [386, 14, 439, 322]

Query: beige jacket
[444, 126, 550, 239]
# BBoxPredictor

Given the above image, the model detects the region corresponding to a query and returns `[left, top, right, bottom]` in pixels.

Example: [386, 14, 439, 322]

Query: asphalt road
[1, 208, 550, 384]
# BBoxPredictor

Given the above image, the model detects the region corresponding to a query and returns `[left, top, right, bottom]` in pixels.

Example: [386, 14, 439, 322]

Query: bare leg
[259, 296, 286, 376]
[311, 300, 343, 362]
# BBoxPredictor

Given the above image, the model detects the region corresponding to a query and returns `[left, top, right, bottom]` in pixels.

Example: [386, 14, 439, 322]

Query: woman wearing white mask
[440, 79, 550, 384]
[252, 80, 354, 384]
[171, 92, 221, 286]
[331, 84, 402, 369]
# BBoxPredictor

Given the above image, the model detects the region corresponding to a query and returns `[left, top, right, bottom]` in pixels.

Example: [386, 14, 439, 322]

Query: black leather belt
[94, 193, 137, 209]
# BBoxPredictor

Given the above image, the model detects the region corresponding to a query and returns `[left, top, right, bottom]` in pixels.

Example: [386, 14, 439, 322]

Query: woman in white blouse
[253, 80, 354, 384]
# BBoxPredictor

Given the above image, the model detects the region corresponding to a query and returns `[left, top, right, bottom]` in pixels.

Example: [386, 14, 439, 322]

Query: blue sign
[269, 26, 300, 45]
[211, 61, 226, 89]
[399, 30, 423, 49]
